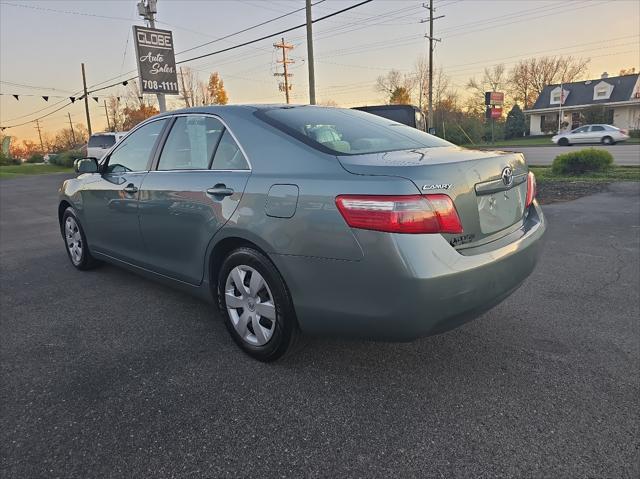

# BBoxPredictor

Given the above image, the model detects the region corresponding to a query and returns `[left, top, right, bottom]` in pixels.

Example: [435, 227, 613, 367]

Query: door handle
[206, 185, 234, 197]
[123, 184, 138, 194]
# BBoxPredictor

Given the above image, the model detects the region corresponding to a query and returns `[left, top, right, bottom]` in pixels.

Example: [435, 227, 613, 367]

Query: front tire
[558, 137, 570, 146]
[61, 207, 99, 270]
[218, 247, 300, 361]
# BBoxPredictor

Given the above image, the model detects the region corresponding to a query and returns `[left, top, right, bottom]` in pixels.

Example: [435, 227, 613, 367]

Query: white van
[87, 132, 127, 160]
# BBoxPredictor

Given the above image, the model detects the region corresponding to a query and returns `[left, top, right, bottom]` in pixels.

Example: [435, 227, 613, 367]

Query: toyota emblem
[501, 166, 514, 187]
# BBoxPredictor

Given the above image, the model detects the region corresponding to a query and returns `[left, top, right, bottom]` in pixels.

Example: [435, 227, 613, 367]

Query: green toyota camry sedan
[59, 105, 545, 361]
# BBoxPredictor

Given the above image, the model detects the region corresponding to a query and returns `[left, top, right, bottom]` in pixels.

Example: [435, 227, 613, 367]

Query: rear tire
[601, 136, 614, 145]
[558, 137, 570, 146]
[218, 247, 300, 362]
[61, 207, 100, 270]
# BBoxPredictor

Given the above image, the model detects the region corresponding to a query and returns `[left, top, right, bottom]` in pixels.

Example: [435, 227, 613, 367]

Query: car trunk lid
[337, 146, 529, 248]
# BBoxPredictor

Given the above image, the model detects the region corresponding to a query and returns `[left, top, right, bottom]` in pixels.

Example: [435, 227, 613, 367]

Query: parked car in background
[352, 104, 427, 131]
[87, 131, 127, 159]
[43, 153, 58, 164]
[60, 105, 544, 361]
[552, 124, 630, 146]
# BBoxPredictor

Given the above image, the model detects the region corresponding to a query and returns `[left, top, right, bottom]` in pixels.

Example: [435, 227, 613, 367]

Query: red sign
[490, 107, 502, 119]
[485, 91, 504, 105]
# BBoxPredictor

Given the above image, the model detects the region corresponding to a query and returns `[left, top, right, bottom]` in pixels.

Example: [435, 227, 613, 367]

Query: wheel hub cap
[224, 265, 276, 346]
[64, 217, 83, 265]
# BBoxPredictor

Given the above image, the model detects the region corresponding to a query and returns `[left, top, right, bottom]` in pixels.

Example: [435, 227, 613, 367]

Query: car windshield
[258, 107, 451, 155]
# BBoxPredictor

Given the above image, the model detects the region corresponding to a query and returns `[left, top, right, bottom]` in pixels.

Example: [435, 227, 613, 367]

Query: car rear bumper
[272, 201, 546, 340]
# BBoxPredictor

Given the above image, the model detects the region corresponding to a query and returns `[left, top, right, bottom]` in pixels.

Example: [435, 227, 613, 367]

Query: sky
[1, 0, 639, 142]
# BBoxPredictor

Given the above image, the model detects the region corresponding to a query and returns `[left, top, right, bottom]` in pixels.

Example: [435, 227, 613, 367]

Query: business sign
[484, 91, 504, 106]
[133, 26, 179, 95]
[486, 106, 503, 119]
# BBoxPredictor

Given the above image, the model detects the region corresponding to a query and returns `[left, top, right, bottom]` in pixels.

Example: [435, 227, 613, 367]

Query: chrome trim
[475, 173, 527, 195]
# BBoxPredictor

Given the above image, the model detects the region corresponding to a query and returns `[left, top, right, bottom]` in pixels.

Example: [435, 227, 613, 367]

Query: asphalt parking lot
[1, 174, 638, 478]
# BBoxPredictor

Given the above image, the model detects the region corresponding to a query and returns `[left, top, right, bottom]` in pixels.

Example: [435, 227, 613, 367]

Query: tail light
[335, 194, 463, 234]
[526, 171, 537, 208]
[620, 128, 628, 135]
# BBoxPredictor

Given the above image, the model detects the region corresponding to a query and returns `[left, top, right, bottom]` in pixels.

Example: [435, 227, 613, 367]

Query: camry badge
[422, 183, 452, 190]
[501, 166, 514, 187]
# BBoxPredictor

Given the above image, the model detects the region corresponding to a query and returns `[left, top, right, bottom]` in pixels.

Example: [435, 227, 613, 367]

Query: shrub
[552, 148, 614, 175]
[629, 129, 640, 139]
[26, 153, 44, 164]
[52, 149, 83, 168]
[0, 151, 20, 166]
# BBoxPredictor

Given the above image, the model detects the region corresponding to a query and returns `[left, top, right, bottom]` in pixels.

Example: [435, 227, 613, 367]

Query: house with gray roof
[524, 72, 640, 135]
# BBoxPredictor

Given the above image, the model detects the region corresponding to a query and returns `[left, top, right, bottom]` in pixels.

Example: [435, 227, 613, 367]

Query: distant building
[525, 73, 640, 135]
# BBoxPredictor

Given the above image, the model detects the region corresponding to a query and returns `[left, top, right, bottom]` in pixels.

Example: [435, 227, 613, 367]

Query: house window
[593, 81, 613, 101]
[552, 92, 561, 103]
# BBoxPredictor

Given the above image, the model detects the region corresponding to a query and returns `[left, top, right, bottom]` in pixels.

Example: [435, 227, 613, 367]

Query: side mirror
[75, 158, 99, 174]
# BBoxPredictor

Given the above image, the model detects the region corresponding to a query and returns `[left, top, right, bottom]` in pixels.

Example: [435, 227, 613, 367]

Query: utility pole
[179, 67, 191, 107]
[104, 100, 112, 131]
[81, 62, 92, 136]
[35, 119, 44, 152]
[67, 112, 76, 145]
[420, 1, 443, 133]
[305, 0, 316, 105]
[137, 0, 166, 112]
[274, 38, 294, 104]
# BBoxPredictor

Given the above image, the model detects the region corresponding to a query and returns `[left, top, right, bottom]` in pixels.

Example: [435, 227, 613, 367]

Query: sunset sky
[1, 0, 639, 141]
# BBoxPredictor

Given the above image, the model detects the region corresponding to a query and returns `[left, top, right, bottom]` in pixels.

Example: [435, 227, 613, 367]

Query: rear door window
[158, 116, 224, 170]
[211, 130, 250, 170]
[257, 107, 450, 155]
[590, 125, 605, 132]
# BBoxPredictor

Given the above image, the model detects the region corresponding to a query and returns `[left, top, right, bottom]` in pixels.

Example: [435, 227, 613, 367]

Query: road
[486, 144, 640, 166]
[1, 174, 639, 478]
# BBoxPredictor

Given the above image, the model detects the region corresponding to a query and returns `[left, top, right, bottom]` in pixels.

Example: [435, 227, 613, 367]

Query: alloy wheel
[225, 265, 277, 346]
[65, 216, 83, 265]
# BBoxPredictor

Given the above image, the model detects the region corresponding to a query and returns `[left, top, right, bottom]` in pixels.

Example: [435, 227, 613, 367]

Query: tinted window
[573, 126, 589, 133]
[88, 134, 116, 148]
[590, 125, 605, 132]
[259, 107, 451, 155]
[356, 107, 414, 127]
[105, 119, 166, 173]
[211, 130, 249, 170]
[158, 116, 224, 170]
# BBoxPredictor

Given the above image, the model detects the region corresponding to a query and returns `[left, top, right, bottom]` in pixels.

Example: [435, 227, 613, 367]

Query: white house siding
[529, 114, 543, 135]
[613, 105, 640, 130]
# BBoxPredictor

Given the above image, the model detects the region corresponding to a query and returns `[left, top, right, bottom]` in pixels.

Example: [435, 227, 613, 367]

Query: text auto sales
[136, 30, 175, 75]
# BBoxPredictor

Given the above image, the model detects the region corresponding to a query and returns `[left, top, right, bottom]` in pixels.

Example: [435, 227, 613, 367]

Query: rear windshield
[88, 134, 116, 148]
[257, 107, 451, 155]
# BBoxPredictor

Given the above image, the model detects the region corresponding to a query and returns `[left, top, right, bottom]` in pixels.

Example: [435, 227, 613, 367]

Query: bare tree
[105, 96, 125, 132]
[508, 56, 590, 108]
[376, 69, 414, 104]
[466, 64, 507, 114]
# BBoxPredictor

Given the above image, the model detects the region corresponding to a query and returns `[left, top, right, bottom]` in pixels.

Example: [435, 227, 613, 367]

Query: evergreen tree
[505, 104, 526, 138]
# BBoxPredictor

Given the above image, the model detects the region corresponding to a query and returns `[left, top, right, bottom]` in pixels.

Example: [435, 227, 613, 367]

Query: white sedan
[552, 124, 630, 146]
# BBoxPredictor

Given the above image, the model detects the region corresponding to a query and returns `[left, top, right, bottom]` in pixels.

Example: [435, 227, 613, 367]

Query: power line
[83, 0, 374, 95]
[1, 0, 373, 129]
[177, 0, 326, 56]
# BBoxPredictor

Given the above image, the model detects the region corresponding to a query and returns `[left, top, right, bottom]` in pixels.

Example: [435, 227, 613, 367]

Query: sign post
[133, 26, 179, 107]
[485, 91, 504, 144]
